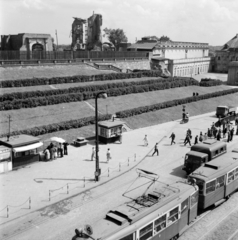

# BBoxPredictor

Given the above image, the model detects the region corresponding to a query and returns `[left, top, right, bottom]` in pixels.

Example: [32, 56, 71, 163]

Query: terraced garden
[0, 69, 236, 143]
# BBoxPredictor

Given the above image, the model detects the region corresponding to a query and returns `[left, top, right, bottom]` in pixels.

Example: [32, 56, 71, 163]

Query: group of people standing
[43, 142, 69, 161]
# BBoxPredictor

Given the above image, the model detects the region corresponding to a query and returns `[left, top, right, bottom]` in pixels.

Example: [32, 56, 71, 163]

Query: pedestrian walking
[184, 134, 191, 146]
[170, 132, 176, 145]
[63, 142, 69, 155]
[207, 128, 212, 138]
[230, 128, 234, 141]
[152, 143, 159, 156]
[199, 132, 203, 142]
[194, 135, 198, 145]
[217, 130, 221, 141]
[107, 148, 111, 162]
[91, 147, 95, 161]
[227, 130, 231, 143]
[118, 133, 122, 144]
[143, 135, 148, 146]
[223, 127, 227, 138]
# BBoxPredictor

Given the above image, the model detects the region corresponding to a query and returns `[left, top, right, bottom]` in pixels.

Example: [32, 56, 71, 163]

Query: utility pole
[7, 115, 12, 141]
[55, 30, 58, 50]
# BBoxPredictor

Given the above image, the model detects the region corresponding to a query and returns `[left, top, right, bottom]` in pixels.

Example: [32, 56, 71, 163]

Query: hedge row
[116, 88, 238, 118]
[200, 78, 224, 87]
[0, 77, 199, 102]
[0, 114, 112, 138]
[0, 79, 199, 110]
[0, 70, 167, 88]
[1, 88, 237, 138]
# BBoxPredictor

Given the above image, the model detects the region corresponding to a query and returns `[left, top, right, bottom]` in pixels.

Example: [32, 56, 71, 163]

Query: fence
[0, 50, 149, 60]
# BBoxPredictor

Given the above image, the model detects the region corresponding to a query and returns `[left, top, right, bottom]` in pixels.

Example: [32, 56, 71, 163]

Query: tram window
[168, 207, 179, 226]
[191, 191, 198, 207]
[154, 214, 166, 233]
[181, 198, 188, 213]
[206, 180, 216, 194]
[227, 171, 235, 184]
[216, 176, 225, 189]
[139, 222, 153, 240]
[234, 168, 238, 179]
[120, 233, 134, 240]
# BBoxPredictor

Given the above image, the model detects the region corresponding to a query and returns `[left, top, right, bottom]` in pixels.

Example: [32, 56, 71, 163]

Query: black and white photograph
[0, 0, 238, 239]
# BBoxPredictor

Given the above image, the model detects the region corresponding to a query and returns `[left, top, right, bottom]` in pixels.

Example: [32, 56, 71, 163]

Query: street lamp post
[95, 91, 107, 181]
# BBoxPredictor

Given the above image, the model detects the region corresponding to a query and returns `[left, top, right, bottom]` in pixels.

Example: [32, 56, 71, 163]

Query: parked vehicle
[216, 105, 238, 118]
[188, 148, 238, 209]
[183, 140, 227, 175]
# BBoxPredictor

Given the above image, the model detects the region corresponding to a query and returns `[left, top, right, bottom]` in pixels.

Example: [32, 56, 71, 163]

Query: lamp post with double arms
[95, 91, 107, 181]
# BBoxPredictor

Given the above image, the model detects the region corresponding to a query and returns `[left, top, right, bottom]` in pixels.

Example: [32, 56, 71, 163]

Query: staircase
[84, 61, 122, 73]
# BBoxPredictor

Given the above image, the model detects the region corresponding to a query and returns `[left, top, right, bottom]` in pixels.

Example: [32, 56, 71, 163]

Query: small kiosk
[0, 145, 12, 173]
[0, 135, 43, 169]
[98, 120, 124, 144]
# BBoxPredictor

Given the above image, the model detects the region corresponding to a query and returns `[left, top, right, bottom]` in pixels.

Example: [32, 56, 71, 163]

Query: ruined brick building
[214, 34, 238, 73]
[71, 13, 102, 51]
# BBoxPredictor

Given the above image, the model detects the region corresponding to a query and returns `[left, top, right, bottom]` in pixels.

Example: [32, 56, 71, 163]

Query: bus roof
[89, 181, 197, 240]
[189, 149, 238, 182]
[191, 140, 226, 152]
[186, 150, 208, 158]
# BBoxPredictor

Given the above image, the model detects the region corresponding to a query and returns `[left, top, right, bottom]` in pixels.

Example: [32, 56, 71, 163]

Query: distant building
[128, 38, 210, 77]
[228, 61, 238, 86]
[71, 18, 87, 50]
[1, 33, 53, 51]
[214, 34, 238, 73]
[71, 13, 102, 51]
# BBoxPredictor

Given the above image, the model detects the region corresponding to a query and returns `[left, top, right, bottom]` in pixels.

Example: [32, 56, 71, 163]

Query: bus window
[206, 180, 216, 194]
[234, 168, 238, 179]
[216, 175, 225, 189]
[139, 222, 153, 240]
[181, 198, 188, 213]
[215, 150, 219, 156]
[154, 214, 166, 233]
[167, 207, 179, 226]
[190, 191, 198, 207]
[227, 170, 235, 184]
[120, 234, 134, 240]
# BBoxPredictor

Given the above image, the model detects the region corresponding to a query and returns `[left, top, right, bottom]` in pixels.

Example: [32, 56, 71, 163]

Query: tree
[103, 28, 128, 50]
[159, 35, 171, 42]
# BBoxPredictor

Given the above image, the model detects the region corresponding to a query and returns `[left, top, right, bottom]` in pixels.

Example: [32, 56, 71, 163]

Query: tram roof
[191, 140, 226, 152]
[89, 181, 197, 240]
[190, 149, 238, 181]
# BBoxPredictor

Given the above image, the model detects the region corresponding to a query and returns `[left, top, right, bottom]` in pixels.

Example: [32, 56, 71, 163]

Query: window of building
[99, 127, 107, 137]
[227, 170, 235, 184]
[154, 214, 166, 233]
[218, 56, 221, 60]
[206, 180, 216, 194]
[139, 223, 153, 240]
[168, 207, 179, 226]
[216, 175, 225, 189]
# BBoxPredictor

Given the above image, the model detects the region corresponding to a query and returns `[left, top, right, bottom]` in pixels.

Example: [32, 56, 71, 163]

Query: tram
[76, 169, 199, 240]
[189, 148, 238, 209]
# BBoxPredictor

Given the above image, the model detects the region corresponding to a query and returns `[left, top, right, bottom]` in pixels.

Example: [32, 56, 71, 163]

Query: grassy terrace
[0, 85, 233, 135]
[0, 64, 114, 81]
[0, 77, 159, 94]
[35, 93, 238, 143]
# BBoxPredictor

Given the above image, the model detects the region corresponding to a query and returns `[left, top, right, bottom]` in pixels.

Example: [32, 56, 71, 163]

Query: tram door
[188, 191, 198, 224]
[179, 198, 189, 230]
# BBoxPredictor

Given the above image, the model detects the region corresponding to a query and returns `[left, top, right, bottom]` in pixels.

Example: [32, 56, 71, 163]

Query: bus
[183, 139, 227, 175]
[75, 169, 199, 240]
[188, 148, 238, 209]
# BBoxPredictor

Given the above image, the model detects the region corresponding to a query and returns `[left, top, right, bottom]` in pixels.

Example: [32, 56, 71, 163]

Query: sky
[0, 0, 238, 46]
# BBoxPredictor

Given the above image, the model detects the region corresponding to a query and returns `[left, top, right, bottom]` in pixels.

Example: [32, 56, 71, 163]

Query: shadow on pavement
[169, 165, 186, 178]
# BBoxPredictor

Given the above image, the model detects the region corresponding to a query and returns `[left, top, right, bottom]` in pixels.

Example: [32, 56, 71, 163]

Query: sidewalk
[0, 119, 177, 225]
[1, 111, 238, 240]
